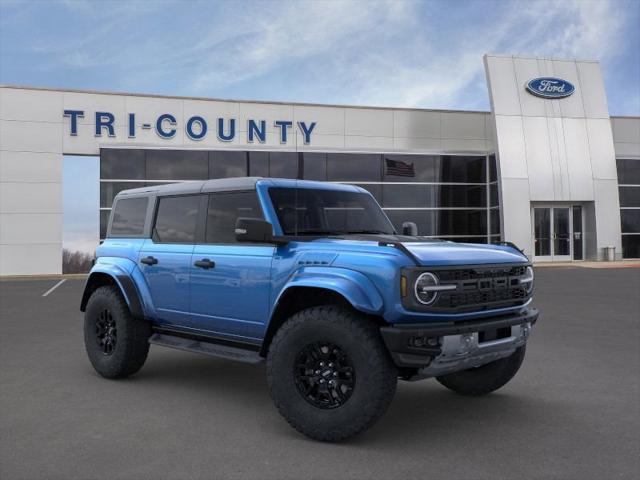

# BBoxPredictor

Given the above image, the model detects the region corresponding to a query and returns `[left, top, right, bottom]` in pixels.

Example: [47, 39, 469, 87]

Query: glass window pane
[100, 182, 146, 208]
[100, 149, 145, 180]
[617, 159, 640, 184]
[382, 184, 427, 208]
[534, 208, 551, 256]
[622, 235, 640, 258]
[154, 195, 200, 243]
[206, 192, 263, 244]
[209, 151, 247, 178]
[490, 209, 501, 235]
[432, 210, 487, 236]
[327, 153, 381, 181]
[302, 153, 327, 180]
[490, 183, 499, 206]
[621, 210, 640, 233]
[436, 155, 486, 183]
[269, 152, 298, 178]
[146, 150, 208, 180]
[619, 186, 640, 207]
[489, 154, 497, 182]
[248, 152, 269, 177]
[432, 184, 486, 208]
[110, 197, 148, 237]
[383, 209, 487, 236]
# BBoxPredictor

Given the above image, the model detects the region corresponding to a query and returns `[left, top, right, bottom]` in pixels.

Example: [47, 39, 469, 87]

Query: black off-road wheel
[84, 286, 151, 379]
[267, 305, 397, 442]
[436, 346, 526, 396]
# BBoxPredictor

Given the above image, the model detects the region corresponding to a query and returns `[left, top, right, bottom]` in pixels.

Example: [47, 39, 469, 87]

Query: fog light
[521, 323, 531, 340]
[408, 336, 440, 348]
[459, 334, 474, 354]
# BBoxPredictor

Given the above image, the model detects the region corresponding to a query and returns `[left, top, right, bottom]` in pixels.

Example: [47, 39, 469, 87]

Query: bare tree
[62, 248, 94, 274]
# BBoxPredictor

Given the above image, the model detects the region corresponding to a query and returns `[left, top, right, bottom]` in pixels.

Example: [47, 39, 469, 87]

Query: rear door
[139, 194, 201, 325]
[189, 191, 274, 341]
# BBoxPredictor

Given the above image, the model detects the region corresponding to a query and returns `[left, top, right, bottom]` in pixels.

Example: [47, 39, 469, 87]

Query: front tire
[84, 286, 151, 379]
[267, 306, 397, 442]
[436, 346, 526, 396]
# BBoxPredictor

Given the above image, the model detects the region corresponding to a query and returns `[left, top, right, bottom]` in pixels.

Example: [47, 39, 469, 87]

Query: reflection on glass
[534, 208, 551, 256]
[553, 208, 570, 256]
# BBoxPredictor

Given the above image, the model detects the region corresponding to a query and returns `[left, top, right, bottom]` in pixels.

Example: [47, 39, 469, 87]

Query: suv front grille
[403, 264, 532, 313]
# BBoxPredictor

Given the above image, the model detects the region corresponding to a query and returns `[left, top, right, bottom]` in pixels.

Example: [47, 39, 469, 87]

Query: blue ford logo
[526, 77, 575, 99]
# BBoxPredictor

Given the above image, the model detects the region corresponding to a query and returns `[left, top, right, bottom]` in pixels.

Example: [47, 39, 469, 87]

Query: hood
[316, 234, 528, 266]
[402, 241, 527, 266]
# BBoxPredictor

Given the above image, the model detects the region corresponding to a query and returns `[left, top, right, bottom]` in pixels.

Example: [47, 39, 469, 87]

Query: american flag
[385, 158, 415, 177]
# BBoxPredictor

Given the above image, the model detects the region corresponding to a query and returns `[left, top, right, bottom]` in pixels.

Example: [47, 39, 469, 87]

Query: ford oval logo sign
[526, 77, 575, 99]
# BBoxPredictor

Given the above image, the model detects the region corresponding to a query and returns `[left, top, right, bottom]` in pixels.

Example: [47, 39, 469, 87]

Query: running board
[149, 333, 264, 364]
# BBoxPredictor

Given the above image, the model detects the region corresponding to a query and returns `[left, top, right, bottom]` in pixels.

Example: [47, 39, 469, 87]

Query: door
[139, 194, 201, 324]
[532, 205, 581, 262]
[189, 191, 274, 341]
[552, 207, 571, 261]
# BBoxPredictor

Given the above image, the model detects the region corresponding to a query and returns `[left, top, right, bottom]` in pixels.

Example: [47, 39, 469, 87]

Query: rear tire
[267, 305, 397, 442]
[84, 286, 151, 379]
[436, 346, 526, 396]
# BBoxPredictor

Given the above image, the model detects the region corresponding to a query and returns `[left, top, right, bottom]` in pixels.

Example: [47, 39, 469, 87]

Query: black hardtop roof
[116, 177, 263, 198]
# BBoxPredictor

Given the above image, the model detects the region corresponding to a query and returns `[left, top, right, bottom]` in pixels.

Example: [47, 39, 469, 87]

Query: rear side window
[110, 197, 148, 237]
[206, 191, 263, 243]
[154, 195, 200, 243]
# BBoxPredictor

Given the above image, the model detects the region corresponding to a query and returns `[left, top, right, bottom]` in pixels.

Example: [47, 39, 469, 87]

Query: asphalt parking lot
[1, 267, 639, 480]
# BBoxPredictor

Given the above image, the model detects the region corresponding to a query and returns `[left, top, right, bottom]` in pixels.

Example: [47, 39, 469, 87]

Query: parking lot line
[42, 279, 67, 297]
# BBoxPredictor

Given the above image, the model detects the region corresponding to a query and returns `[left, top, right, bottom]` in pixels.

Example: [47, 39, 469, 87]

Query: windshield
[269, 187, 395, 236]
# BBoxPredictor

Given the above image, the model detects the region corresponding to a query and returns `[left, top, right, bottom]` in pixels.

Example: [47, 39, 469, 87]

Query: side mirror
[235, 217, 276, 243]
[402, 221, 418, 236]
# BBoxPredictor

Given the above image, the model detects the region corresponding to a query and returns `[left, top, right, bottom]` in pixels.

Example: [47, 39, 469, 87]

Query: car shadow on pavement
[125, 349, 559, 446]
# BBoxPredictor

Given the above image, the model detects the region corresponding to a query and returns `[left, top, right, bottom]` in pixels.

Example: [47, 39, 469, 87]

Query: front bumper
[380, 307, 539, 378]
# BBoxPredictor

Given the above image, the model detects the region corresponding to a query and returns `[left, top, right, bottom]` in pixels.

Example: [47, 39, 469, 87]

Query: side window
[153, 195, 200, 243]
[206, 191, 263, 244]
[110, 197, 148, 237]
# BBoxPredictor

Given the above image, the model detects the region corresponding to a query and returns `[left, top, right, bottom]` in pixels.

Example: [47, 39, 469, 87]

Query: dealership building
[1, 54, 639, 276]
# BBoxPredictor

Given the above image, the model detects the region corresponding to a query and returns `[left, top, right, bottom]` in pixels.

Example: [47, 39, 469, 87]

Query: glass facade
[617, 158, 640, 258]
[100, 149, 501, 243]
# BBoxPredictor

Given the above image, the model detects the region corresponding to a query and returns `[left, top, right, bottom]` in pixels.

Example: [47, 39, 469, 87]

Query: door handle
[140, 256, 158, 266]
[194, 259, 215, 269]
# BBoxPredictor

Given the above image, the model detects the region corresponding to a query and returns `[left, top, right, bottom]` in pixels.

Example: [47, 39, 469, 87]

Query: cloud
[1, 0, 637, 113]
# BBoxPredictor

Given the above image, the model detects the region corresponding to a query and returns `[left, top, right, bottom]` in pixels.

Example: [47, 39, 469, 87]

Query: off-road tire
[267, 305, 397, 442]
[84, 286, 151, 379]
[436, 345, 526, 396]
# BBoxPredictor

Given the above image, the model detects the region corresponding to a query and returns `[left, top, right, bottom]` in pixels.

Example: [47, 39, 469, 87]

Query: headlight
[414, 272, 446, 305]
[521, 266, 534, 294]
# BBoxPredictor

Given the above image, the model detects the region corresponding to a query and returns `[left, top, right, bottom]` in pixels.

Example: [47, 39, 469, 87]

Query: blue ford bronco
[82, 177, 538, 441]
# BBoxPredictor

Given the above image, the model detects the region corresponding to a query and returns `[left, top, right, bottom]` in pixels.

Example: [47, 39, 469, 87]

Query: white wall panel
[441, 112, 486, 139]
[238, 102, 294, 134]
[0, 243, 61, 276]
[500, 178, 533, 255]
[441, 138, 489, 152]
[577, 62, 610, 119]
[393, 137, 442, 152]
[0, 151, 62, 183]
[494, 116, 528, 178]
[522, 116, 554, 200]
[295, 132, 345, 150]
[344, 135, 394, 150]
[0, 88, 63, 123]
[553, 60, 586, 119]
[563, 118, 594, 200]
[587, 119, 618, 179]
[393, 110, 440, 139]
[484, 55, 521, 116]
[593, 179, 622, 259]
[0, 182, 61, 213]
[345, 108, 393, 137]
[0, 120, 63, 153]
[0, 213, 62, 244]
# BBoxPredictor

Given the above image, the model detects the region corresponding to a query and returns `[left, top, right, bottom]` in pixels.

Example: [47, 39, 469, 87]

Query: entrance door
[533, 205, 582, 262]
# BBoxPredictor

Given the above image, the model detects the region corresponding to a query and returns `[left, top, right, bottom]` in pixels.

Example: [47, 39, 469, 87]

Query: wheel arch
[80, 269, 144, 320]
[260, 269, 386, 357]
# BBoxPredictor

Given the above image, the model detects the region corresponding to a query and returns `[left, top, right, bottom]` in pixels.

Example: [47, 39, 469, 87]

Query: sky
[1, 0, 639, 114]
[2, 0, 639, 255]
